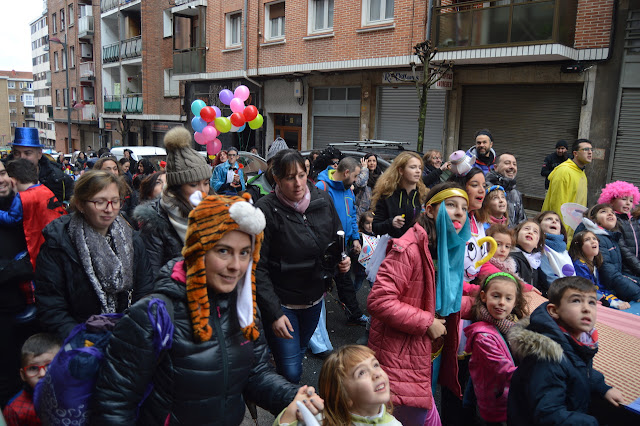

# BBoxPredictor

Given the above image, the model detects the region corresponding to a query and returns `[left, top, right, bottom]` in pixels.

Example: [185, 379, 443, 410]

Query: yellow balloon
[214, 117, 232, 133]
[248, 114, 264, 130]
[474, 236, 497, 269]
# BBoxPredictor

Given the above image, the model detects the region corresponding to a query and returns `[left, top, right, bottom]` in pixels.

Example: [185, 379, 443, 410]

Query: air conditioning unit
[82, 86, 95, 102]
[80, 43, 93, 59]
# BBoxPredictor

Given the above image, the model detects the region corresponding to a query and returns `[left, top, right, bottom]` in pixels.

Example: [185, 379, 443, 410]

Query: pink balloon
[234, 85, 250, 102]
[207, 139, 222, 155]
[202, 126, 217, 142]
[230, 97, 245, 114]
[194, 131, 207, 145]
[206, 123, 219, 138]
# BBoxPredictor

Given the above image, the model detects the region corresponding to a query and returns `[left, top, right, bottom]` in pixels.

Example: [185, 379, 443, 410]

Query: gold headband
[427, 188, 469, 206]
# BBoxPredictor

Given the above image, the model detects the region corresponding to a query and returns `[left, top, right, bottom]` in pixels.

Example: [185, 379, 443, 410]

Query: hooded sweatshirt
[316, 167, 359, 243]
[467, 146, 496, 174]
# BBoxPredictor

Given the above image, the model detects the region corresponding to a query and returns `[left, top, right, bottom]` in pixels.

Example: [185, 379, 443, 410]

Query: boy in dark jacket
[507, 276, 625, 425]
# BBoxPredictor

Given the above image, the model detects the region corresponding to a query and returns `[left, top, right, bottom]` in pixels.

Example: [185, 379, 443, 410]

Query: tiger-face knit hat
[182, 193, 266, 342]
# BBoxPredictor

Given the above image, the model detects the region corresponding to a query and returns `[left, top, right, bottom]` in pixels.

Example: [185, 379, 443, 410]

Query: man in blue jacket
[316, 157, 368, 326]
[210, 147, 245, 195]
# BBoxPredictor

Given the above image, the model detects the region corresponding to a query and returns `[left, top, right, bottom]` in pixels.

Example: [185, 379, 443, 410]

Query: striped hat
[182, 193, 265, 342]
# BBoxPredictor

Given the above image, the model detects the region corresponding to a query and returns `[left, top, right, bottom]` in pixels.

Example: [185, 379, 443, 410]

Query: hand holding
[427, 318, 447, 340]
[392, 215, 405, 229]
[272, 315, 294, 339]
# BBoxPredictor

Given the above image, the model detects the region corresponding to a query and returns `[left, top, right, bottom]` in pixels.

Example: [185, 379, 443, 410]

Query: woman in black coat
[92, 194, 304, 425]
[35, 171, 154, 339]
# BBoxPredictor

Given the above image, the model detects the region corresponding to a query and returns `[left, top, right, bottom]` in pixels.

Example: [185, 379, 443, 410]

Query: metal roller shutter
[312, 116, 361, 151]
[459, 84, 583, 199]
[376, 86, 446, 152]
[611, 89, 640, 186]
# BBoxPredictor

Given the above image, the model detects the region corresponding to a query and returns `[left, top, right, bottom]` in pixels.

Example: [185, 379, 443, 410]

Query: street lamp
[50, 35, 72, 154]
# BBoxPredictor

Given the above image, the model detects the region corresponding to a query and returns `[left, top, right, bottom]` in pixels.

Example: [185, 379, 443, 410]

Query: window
[20, 82, 24, 89]
[69, 46, 75, 68]
[164, 69, 179, 97]
[163, 10, 172, 38]
[10, 122, 18, 128]
[364, 0, 394, 25]
[63, 88, 68, 107]
[9, 95, 16, 102]
[10, 108, 17, 114]
[226, 12, 242, 47]
[52, 13, 57, 33]
[24, 94, 34, 107]
[69, 5, 74, 26]
[28, 82, 33, 90]
[8, 81, 15, 89]
[72, 87, 77, 103]
[55, 90, 60, 107]
[60, 9, 65, 31]
[265, 2, 285, 40]
[310, 0, 333, 32]
[62, 50, 67, 69]
[54, 52, 59, 71]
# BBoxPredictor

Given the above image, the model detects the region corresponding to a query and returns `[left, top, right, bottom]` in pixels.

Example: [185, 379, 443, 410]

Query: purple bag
[34, 297, 173, 425]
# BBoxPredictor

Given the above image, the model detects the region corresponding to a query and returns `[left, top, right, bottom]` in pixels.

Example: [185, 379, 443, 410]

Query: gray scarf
[69, 213, 134, 313]
[161, 195, 189, 242]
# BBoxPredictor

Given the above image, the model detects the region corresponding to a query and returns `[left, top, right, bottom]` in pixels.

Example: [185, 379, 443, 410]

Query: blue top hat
[12, 128, 44, 148]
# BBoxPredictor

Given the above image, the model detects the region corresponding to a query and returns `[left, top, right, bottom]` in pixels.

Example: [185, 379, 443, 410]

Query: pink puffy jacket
[368, 223, 472, 410]
[464, 321, 516, 422]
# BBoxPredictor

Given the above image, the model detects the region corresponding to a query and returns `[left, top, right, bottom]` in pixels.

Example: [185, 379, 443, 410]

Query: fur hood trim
[133, 200, 170, 231]
[507, 317, 564, 363]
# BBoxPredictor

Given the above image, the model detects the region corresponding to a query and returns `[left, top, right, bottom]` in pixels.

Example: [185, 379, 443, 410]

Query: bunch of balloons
[190, 85, 264, 156]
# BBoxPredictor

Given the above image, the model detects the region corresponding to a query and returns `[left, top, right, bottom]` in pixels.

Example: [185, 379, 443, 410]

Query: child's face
[493, 232, 513, 261]
[595, 207, 617, 230]
[539, 213, 562, 235]
[20, 350, 57, 389]
[548, 290, 598, 340]
[444, 196, 468, 233]
[517, 222, 540, 253]
[480, 278, 517, 320]
[487, 191, 507, 216]
[582, 233, 599, 260]
[343, 355, 390, 417]
[363, 217, 373, 234]
[465, 173, 486, 211]
[611, 196, 634, 215]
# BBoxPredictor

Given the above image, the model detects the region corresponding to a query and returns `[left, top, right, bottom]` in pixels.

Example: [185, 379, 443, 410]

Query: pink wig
[598, 181, 640, 206]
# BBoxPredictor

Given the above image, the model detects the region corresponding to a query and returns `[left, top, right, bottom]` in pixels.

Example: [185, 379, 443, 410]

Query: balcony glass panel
[123, 94, 143, 113]
[173, 48, 206, 74]
[511, 1, 555, 43]
[101, 0, 119, 13]
[82, 105, 97, 121]
[79, 62, 95, 78]
[104, 95, 121, 112]
[103, 42, 120, 63]
[471, 7, 510, 46]
[121, 36, 142, 60]
[78, 16, 94, 37]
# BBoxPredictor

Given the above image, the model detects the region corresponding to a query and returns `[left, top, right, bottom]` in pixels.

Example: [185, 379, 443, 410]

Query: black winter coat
[38, 156, 74, 201]
[255, 183, 342, 325]
[614, 212, 640, 276]
[35, 214, 154, 339]
[422, 164, 443, 188]
[540, 152, 569, 189]
[507, 303, 610, 426]
[371, 188, 422, 238]
[134, 199, 184, 278]
[91, 259, 298, 425]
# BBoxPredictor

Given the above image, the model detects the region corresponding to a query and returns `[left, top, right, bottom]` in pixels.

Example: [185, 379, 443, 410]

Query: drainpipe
[243, 0, 262, 87]
[426, 0, 434, 40]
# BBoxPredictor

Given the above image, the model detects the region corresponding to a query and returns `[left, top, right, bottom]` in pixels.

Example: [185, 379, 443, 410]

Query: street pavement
[240, 282, 372, 425]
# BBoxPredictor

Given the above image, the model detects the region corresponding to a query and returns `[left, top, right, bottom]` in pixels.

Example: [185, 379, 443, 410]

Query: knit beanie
[266, 137, 289, 162]
[182, 193, 266, 343]
[164, 126, 211, 186]
[555, 140, 568, 149]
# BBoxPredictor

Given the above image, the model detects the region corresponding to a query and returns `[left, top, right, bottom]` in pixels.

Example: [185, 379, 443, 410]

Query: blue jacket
[316, 167, 359, 243]
[210, 161, 245, 194]
[466, 146, 496, 174]
[507, 303, 611, 426]
[0, 191, 23, 225]
[572, 259, 625, 309]
[576, 219, 640, 302]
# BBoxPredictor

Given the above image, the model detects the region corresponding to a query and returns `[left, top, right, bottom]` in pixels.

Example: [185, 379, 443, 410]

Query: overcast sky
[0, 0, 48, 71]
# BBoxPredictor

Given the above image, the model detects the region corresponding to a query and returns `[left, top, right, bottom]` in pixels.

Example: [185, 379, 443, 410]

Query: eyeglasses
[332, 160, 340, 165]
[227, 153, 238, 158]
[87, 198, 122, 210]
[22, 363, 51, 377]
[578, 147, 593, 152]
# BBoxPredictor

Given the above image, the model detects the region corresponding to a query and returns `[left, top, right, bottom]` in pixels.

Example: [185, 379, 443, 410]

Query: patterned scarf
[477, 304, 518, 335]
[69, 213, 134, 313]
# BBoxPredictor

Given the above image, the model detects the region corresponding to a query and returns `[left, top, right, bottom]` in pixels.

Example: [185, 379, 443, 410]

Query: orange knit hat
[182, 193, 265, 342]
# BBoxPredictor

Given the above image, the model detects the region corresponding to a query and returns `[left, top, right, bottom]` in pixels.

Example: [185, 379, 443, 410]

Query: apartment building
[0, 71, 35, 146]
[47, 0, 100, 153]
[30, 9, 57, 148]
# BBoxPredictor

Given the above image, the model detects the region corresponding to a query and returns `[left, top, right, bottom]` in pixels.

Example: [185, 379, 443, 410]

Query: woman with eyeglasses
[35, 171, 154, 339]
[423, 150, 452, 189]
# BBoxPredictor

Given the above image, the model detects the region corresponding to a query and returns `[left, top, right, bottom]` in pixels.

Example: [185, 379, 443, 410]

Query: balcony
[79, 62, 95, 82]
[121, 36, 142, 60]
[435, 0, 579, 62]
[24, 113, 36, 120]
[78, 15, 94, 39]
[104, 95, 122, 112]
[123, 94, 143, 113]
[82, 104, 97, 121]
[173, 47, 206, 74]
[101, 0, 119, 13]
[103, 41, 120, 63]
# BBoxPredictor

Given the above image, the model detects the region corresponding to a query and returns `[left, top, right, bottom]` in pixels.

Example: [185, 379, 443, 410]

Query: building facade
[31, 8, 57, 148]
[0, 71, 35, 147]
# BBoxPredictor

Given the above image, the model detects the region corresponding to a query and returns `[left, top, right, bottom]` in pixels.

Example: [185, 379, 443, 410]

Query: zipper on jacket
[212, 298, 229, 410]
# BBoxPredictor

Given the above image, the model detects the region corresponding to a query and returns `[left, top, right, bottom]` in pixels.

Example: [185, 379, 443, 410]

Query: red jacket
[464, 321, 516, 422]
[367, 223, 472, 410]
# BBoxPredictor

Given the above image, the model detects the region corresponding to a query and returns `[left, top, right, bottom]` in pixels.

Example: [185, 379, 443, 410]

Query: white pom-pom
[229, 201, 266, 235]
[189, 191, 204, 207]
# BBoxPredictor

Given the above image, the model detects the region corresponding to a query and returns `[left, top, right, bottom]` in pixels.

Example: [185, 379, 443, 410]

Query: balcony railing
[103, 41, 120, 63]
[123, 94, 143, 113]
[82, 104, 97, 121]
[24, 114, 36, 120]
[435, 0, 578, 50]
[101, 0, 119, 13]
[173, 47, 206, 74]
[78, 15, 94, 38]
[79, 61, 95, 78]
[104, 95, 122, 112]
[121, 36, 142, 60]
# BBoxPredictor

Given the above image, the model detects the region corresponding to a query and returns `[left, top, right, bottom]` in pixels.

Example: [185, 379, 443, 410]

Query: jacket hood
[467, 146, 496, 163]
[580, 217, 619, 239]
[548, 159, 583, 181]
[316, 167, 345, 191]
[133, 199, 167, 231]
[507, 307, 564, 363]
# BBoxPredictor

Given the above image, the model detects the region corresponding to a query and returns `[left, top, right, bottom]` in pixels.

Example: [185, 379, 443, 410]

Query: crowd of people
[0, 125, 638, 425]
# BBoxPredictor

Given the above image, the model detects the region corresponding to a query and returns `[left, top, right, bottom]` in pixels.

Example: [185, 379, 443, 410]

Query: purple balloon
[212, 106, 222, 118]
[219, 89, 234, 105]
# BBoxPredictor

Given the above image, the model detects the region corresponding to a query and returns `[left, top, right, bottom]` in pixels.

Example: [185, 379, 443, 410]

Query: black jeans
[334, 270, 364, 321]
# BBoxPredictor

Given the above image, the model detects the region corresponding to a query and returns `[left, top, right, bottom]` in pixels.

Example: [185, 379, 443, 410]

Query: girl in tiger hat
[92, 193, 307, 425]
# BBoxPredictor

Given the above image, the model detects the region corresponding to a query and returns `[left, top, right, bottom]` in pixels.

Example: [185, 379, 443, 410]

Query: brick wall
[575, 0, 614, 49]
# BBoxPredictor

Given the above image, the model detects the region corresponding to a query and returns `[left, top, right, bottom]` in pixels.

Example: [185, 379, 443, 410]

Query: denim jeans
[264, 302, 323, 383]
